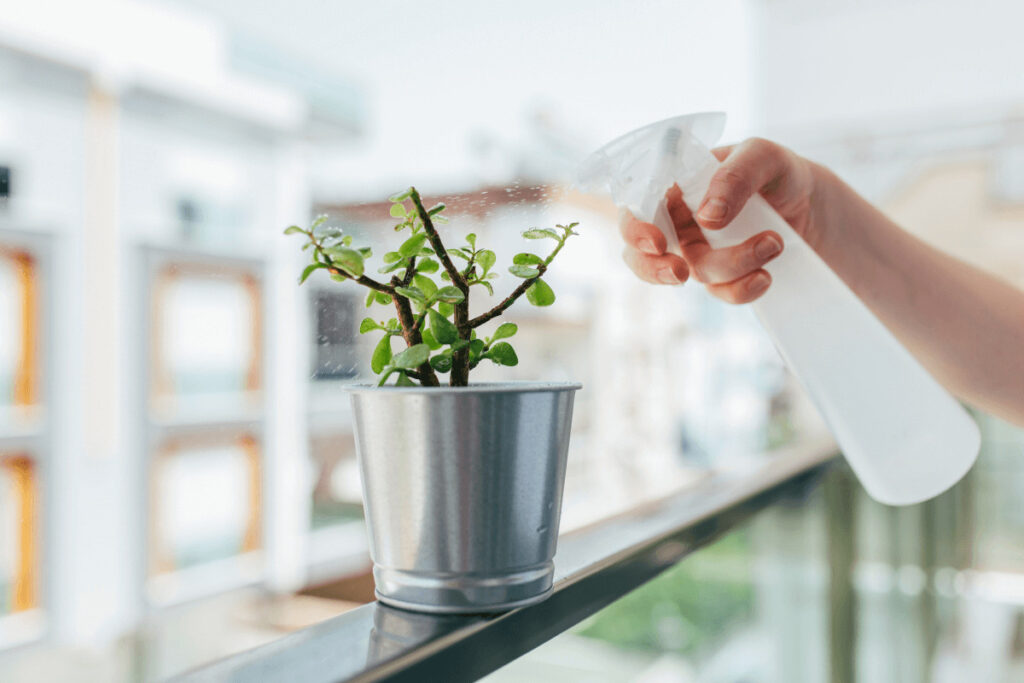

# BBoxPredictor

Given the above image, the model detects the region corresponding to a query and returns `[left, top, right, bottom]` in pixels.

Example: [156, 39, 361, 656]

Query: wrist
[805, 161, 846, 254]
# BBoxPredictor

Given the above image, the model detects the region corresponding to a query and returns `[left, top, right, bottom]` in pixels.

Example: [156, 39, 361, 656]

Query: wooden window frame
[148, 433, 262, 577]
[0, 454, 37, 613]
[150, 263, 262, 404]
[0, 248, 39, 407]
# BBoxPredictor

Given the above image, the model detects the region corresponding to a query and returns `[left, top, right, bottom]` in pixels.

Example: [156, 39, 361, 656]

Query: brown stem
[326, 269, 394, 294]
[392, 287, 440, 386]
[451, 297, 470, 386]
[467, 263, 547, 328]
[406, 188, 472, 385]
[409, 188, 465, 289]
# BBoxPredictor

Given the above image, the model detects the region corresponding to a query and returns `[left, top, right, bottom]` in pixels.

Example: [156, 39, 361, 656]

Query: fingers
[619, 208, 666, 255]
[706, 270, 772, 304]
[622, 247, 689, 285]
[687, 231, 783, 285]
[696, 138, 790, 229]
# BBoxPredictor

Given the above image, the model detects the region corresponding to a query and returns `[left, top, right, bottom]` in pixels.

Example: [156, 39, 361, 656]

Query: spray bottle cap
[578, 112, 727, 214]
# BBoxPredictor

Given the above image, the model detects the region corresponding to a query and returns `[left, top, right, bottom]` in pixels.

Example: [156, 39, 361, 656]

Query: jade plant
[285, 187, 577, 387]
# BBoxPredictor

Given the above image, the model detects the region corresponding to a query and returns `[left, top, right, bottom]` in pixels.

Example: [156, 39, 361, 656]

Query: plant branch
[309, 232, 394, 294]
[468, 263, 547, 328]
[410, 188, 465, 289]
[391, 281, 440, 386]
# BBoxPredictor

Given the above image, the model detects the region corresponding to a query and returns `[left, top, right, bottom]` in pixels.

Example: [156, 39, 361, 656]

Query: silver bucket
[347, 381, 581, 614]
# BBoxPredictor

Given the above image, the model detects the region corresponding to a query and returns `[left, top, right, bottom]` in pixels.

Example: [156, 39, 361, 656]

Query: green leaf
[325, 246, 365, 277]
[371, 335, 392, 374]
[486, 342, 519, 366]
[365, 290, 376, 308]
[468, 339, 486, 361]
[385, 317, 400, 330]
[522, 228, 560, 240]
[378, 260, 407, 274]
[526, 278, 556, 306]
[434, 214, 449, 224]
[440, 271, 451, 281]
[466, 233, 476, 248]
[476, 249, 496, 273]
[359, 317, 383, 334]
[477, 280, 494, 296]
[299, 263, 323, 284]
[413, 274, 438, 299]
[417, 258, 439, 274]
[399, 233, 428, 258]
[311, 215, 328, 229]
[508, 264, 540, 278]
[437, 301, 454, 317]
[357, 246, 371, 258]
[384, 251, 403, 263]
[389, 188, 413, 202]
[429, 309, 458, 344]
[449, 248, 471, 261]
[392, 343, 430, 370]
[284, 225, 305, 235]
[450, 339, 471, 351]
[513, 252, 543, 265]
[434, 286, 465, 303]
[428, 203, 446, 216]
[395, 371, 416, 386]
[390, 203, 407, 218]
[375, 292, 392, 305]
[429, 352, 452, 373]
[394, 286, 425, 301]
[492, 322, 518, 340]
[421, 328, 441, 350]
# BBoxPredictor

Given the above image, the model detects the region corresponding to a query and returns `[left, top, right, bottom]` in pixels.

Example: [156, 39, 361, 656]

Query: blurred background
[2, 0, 1024, 681]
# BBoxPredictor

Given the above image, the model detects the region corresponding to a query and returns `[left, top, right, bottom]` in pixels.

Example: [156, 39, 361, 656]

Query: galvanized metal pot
[347, 382, 581, 614]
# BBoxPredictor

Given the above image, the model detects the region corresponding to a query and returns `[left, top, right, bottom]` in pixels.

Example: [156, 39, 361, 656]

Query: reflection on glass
[309, 431, 362, 529]
[151, 438, 261, 573]
[312, 290, 360, 381]
[0, 455, 36, 615]
[153, 267, 260, 403]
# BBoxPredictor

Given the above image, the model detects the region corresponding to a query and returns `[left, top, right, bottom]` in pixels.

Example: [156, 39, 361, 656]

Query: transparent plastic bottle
[579, 113, 980, 505]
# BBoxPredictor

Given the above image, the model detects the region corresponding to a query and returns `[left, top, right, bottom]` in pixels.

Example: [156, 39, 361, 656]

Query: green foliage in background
[286, 187, 577, 386]
[574, 531, 754, 659]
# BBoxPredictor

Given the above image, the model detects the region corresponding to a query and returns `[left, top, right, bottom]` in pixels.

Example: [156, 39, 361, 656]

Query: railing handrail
[176, 437, 839, 683]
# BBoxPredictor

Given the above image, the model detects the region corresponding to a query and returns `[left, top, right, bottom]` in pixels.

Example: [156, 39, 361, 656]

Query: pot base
[373, 562, 554, 614]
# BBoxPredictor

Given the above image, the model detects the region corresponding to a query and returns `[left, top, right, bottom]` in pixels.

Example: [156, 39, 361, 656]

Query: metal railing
[176, 438, 840, 683]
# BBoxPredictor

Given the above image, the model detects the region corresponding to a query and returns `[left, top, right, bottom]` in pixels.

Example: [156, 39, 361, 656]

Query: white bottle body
[656, 156, 980, 506]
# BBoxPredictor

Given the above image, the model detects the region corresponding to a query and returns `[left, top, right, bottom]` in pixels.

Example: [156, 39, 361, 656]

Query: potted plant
[285, 187, 581, 613]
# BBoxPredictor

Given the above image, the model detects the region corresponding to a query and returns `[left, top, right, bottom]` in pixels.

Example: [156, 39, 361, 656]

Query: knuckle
[714, 167, 751, 196]
[691, 260, 714, 284]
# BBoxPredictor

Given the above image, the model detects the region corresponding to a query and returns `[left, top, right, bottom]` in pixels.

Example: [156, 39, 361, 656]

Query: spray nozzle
[578, 112, 727, 217]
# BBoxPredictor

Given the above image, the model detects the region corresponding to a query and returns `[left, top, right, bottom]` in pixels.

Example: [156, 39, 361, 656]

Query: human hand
[619, 138, 822, 303]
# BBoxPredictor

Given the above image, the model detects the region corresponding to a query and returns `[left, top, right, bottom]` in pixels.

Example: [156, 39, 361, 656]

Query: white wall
[755, 0, 1024, 137]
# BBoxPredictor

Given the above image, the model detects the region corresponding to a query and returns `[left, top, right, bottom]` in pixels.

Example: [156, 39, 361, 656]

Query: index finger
[618, 208, 666, 255]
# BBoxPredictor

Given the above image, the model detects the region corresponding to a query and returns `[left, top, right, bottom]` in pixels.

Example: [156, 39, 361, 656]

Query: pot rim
[345, 380, 582, 395]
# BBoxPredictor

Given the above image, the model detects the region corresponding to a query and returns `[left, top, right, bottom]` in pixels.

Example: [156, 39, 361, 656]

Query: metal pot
[348, 381, 581, 614]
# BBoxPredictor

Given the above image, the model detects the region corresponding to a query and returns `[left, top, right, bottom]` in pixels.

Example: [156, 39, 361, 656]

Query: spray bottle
[579, 112, 979, 505]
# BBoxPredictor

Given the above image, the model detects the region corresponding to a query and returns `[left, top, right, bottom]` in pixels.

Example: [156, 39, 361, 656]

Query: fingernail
[657, 267, 679, 285]
[639, 238, 659, 255]
[698, 198, 728, 222]
[748, 272, 770, 293]
[755, 235, 782, 260]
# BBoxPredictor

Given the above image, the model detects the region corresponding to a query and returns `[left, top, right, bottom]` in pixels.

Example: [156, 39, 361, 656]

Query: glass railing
[173, 438, 839, 683]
